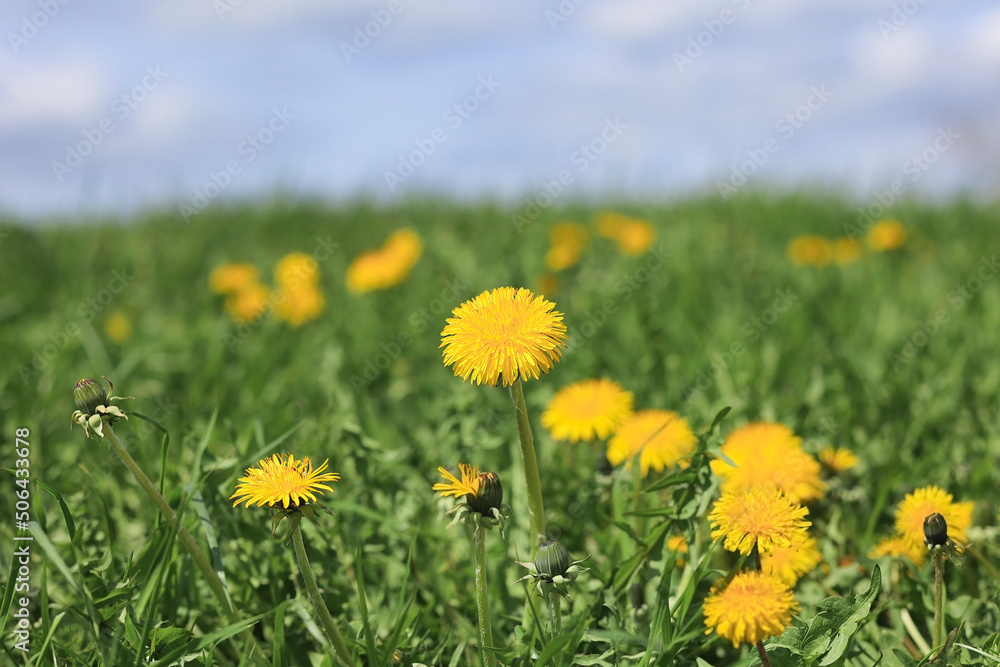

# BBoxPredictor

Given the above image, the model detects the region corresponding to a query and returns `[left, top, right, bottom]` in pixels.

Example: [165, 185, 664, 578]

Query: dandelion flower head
[703, 571, 799, 648]
[708, 486, 811, 556]
[542, 378, 634, 442]
[606, 409, 696, 476]
[231, 453, 340, 509]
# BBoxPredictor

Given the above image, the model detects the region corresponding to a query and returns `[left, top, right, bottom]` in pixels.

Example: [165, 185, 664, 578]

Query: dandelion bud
[923, 512, 949, 548]
[468, 472, 503, 516]
[534, 539, 570, 579]
[73, 378, 108, 414]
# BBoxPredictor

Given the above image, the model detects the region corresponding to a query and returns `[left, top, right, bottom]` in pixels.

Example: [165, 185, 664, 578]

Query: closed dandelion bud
[534, 539, 570, 579]
[73, 378, 108, 414]
[468, 471, 503, 516]
[924, 512, 949, 548]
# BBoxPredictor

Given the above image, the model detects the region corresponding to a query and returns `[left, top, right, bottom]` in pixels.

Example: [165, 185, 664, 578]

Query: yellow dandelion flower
[818, 447, 858, 472]
[711, 422, 825, 503]
[546, 222, 589, 270]
[615, 220, 655, 255]
[833, 237, 862, 265]
[440, 286, 567, 387]
[230, 453, 340, 509]
[433, 463, 481, 499]
[542, 378, 634, 443]
[869, 535, 926, 565]
[433, 463, 504, 517]
[667, 534, 689, 554]
[595, 212, 655, 255]
[210, 263, 260, 294]
[867, 219, 907, 251]
[708, 486, 811, 556]
[274, 252, 320, 288]
[225, 283, 272, 324]
[606, 410, 696, 476]
[703, 571, 799, 648]
[275, 284, 325, 327]
[761, 536, 823, 586]
[894, 485, 973, 552]
[787, 235, 832, 266]
[103, 310, 132, 343]
[346, 228, 423, 293]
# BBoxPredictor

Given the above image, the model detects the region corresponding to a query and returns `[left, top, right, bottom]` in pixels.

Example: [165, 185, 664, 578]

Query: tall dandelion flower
[711, 422, 825, 503]
[867, 219, 907, 251]
[708, 486, 811, 556]
[761, 536, 823, 586]
[542, 378, 634, 443]
[441, 286, 567, 387]
[704, 571, 798, 648]
[232, 453, 351, 664]
[606, 409, 696, 476]
[231, 452, 340, 510]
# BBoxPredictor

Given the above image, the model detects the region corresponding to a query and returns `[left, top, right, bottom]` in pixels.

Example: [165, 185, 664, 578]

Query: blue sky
[2, 1, 998, 220]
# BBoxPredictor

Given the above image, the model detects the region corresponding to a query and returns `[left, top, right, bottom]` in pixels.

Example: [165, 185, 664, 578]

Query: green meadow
[1, 193, 999, 666]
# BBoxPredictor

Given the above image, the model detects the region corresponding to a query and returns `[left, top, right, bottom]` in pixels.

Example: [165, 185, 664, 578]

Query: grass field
[1, 193, 999, 666]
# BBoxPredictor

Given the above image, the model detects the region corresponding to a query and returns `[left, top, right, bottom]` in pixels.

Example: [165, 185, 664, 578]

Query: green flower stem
[291, 526, 353, 666]
[933, 551, 945, 650]
[105, 424, 237, 621]
[509, 379, 546, 553]
[474, 524, 497, 667]
[756, 640, 773, 667]
[547, 590, 562, 639]
[104, 424, 266, 664]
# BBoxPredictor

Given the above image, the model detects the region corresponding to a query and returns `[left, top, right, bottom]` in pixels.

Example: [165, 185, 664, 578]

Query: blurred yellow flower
[347, 228, 423, 293]
[869, 536, 925, 564]
[606, 409, 696, 476]
[761, 536, 823, 586]
[210, 263, 260, 294]
[867, 219, 907, 251]
[536, 272, 560, 296]
[787, 235, 832, 266]
[542, 378, 634, 443]
[703, 571, 798, 648]
[818, 447, 858, 472]
[275, 252, 320, 288]
[225, 283, 272, 324]
[596, 212, 655, 255]
[712, 422, 825, 503]
[833, 237, 862, 265]
[103, 310, 132, 343]
[275, 284, 325, 327]
[545, 222, 589, 271]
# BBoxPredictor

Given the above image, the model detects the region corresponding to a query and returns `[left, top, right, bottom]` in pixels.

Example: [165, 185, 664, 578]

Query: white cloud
[0, 56, 108, 128]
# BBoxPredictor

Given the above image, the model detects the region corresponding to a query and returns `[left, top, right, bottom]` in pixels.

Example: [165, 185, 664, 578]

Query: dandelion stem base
[474, 525, 497, 667]
[292, 526, 353, 666]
